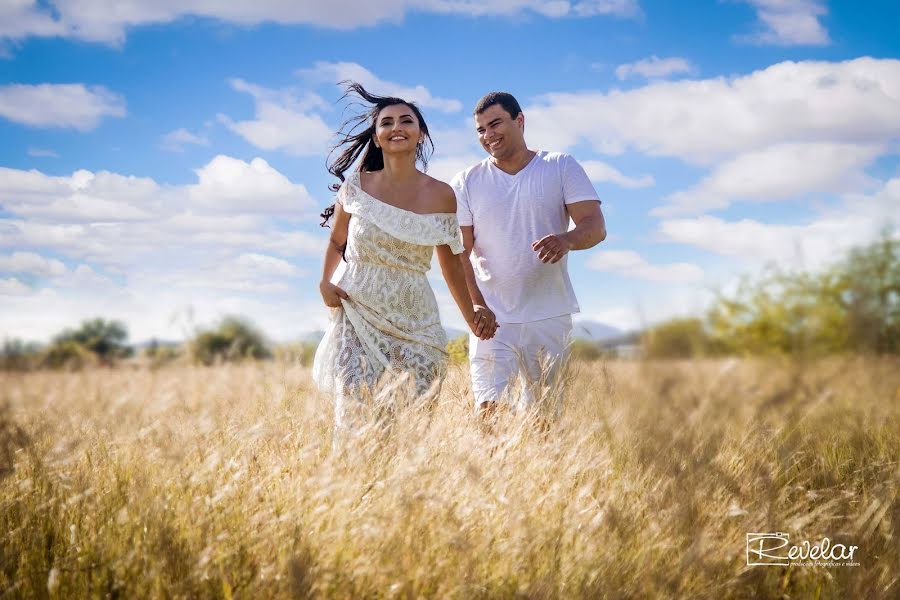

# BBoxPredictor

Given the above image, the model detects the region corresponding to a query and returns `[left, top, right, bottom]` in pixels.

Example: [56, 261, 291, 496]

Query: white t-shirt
[451, 150, 600, 323]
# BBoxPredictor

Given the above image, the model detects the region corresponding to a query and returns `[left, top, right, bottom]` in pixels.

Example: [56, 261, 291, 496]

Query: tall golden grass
[1, 356, 898, 598]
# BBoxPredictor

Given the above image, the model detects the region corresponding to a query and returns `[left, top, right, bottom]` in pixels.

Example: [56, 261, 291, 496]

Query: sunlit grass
[1, 356, 898, 598]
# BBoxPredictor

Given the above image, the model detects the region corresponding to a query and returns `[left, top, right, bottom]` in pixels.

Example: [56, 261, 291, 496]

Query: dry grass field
[1, 356, 898, 599]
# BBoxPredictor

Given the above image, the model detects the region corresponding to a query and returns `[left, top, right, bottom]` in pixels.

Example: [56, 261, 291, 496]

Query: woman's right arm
[319, 203, 351, 308]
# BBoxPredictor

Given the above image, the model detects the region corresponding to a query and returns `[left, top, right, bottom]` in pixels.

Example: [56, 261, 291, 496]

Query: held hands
[319, 280, 348, 308]
[532, 233, 571, 264]
[470, 304, 498, 340]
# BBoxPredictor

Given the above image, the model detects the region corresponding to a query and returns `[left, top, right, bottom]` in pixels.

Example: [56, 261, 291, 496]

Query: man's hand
[532, 234, 571, 264]
[471, 304, 498, 340]
[319, 280, 349, 308]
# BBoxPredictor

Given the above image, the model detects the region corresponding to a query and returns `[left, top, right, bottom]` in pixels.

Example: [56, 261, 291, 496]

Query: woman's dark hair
[320, 81, 434, 227]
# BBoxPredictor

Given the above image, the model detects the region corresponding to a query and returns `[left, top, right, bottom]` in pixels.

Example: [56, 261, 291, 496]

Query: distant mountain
[132, 339, 182, 349]
[571, 320, 624, 342]
[298, 330, 325, 343]
[444, 327, 466, 340]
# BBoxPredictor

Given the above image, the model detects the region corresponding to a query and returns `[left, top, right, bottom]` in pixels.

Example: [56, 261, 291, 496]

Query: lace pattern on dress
[313, 171, 465, 436]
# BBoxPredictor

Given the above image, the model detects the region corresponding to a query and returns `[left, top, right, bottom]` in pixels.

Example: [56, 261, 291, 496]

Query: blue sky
[1, 0, 898, 343]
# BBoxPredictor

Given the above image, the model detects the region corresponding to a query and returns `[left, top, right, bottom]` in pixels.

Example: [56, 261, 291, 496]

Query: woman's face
[373, 104, 423, 155]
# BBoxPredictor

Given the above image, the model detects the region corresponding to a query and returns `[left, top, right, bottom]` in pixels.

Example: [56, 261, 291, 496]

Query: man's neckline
[489, 150, 540, 177]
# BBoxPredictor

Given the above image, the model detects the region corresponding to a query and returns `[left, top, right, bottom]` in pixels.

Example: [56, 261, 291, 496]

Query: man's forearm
[561, 214, 607, 251]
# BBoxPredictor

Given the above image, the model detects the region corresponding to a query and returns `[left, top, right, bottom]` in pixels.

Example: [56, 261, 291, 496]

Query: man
[450, 91, 607, 413]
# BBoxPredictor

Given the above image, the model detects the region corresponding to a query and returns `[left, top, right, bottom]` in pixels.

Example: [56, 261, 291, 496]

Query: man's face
[475, 104, 525, 160]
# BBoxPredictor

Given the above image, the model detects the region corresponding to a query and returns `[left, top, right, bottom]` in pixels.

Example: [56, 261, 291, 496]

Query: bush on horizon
[643, 229, 899, 358]
[190, 316, 272, 365]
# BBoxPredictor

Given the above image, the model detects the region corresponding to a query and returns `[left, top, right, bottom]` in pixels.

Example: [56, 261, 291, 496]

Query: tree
[835, 230, 900, 353]
[1, 339, 42, 371]
[191, 316, 271, 365]
[706, 229, 898, 356]
[51, 318, 131, 365]
[642, 318, 719, 359]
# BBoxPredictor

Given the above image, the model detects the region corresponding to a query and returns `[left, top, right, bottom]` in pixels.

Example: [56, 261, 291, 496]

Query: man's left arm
[532, 200, 606, 263]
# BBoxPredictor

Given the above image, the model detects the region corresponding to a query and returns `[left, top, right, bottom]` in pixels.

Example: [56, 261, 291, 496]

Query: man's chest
[468, 171, 563, 217]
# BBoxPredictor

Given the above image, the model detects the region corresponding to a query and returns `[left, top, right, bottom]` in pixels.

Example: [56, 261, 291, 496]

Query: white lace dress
[312, 172, 465, 427]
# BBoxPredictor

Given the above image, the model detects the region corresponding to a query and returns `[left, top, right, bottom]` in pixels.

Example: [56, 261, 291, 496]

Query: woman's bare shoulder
[421, 175, 456, 213]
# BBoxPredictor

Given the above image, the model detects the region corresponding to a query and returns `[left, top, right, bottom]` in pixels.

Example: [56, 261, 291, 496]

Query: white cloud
[0, 220, 129, 264]
[1, 1, 641, 45]
[582, 160, 654, 189]
[219, 79, 333, 156]
[586, 249, 704, 282]
[569, 0, 641, 17]
[51, 263, 115, 288]
[0, 83, 125, 130]
[525, 58, 900, 166]
[160, 253, 304, 293]
[615, 56, 693, 80]
[0, 167, 160, 223]
[160, 127, 209, 152]
[234, 253, 302, 277]
[0, 251, 67, 276]
[423, 0, 641, 19]
[299, 61, 462, 113]
[0, 154, 336, 343]
[658, 177, 900, 269]
[188, 155, 316, 213]
[0, 157, 323, 268]
[0, 277, 31, 296]
[0, 1, 64, 40]
[27, 147, 59, 158]
[737, 0, 829, 46]
[257, 231, 326, 257]
[428, 153, 485, 184]
[654, 142, 882, 216]
[163, 212, 262, 234]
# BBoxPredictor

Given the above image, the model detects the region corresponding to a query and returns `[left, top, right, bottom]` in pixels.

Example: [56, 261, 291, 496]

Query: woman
[313, 83, 496, 432]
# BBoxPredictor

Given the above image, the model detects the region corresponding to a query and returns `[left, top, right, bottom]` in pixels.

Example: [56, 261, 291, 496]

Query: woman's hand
[319, 280, 348, 308]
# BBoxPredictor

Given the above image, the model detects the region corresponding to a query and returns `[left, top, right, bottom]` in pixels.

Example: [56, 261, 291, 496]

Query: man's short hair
[474, 92, 522, 119]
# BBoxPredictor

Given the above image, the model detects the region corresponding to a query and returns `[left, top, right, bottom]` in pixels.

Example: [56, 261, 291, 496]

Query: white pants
[469, 314, 572, 409]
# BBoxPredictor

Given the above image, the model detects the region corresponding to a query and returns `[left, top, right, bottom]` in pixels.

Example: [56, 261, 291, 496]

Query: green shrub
[642, 318, 719, 359]
[39, 340, 98, 370]
[837, 231, 900, 353]
[707, 229, 898, 356]
[52, 318, 132, 365]
[1, 339, 42, 371]
[191, 316, 271, 365]
[274, 342, 319, 366]
[568, 338, 603, 361]
[143, 341, 182, 367]
[447, 335, 468, 364]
